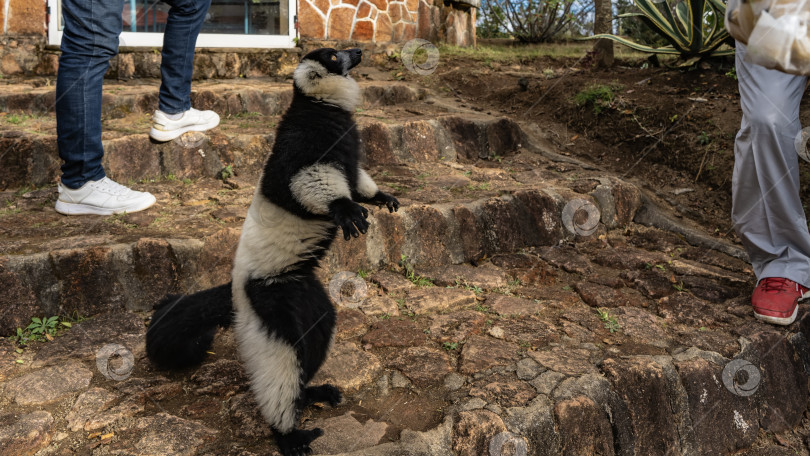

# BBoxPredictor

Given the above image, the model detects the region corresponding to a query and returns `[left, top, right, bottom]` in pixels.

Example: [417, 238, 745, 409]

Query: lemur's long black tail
[146, 282, 234, 369]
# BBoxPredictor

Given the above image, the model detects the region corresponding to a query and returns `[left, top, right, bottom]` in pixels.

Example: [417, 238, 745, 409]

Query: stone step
[0, 112, 527, 190]
[1, 170, 804, 456]
[0, 142, 647, 332]
[0, 79, 428, 117]
[3, 101, 801, 455]
[3, 59, 808, 456]
[2, 309, 808, 456]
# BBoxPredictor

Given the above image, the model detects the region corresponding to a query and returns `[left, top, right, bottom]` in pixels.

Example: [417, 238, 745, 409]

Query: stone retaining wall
[0, 114, 518, 190]
[299, 0, 476, 46]
[0, 179, 640, 326]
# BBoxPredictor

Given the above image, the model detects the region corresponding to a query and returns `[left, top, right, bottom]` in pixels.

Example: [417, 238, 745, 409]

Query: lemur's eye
[331, 55, 338, 61]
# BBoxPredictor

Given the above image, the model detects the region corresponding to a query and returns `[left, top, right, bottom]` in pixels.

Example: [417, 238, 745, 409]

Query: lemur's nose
[348, 48, 362, 57]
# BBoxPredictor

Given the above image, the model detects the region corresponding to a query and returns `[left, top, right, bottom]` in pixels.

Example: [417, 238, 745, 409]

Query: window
[48, 0, 296, 48]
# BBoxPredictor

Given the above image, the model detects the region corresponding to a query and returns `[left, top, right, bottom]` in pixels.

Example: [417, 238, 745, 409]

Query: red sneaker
[752, 277, 809, 325]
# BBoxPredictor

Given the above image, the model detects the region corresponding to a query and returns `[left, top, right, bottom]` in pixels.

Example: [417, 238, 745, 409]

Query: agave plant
[587, 0, 735, 60]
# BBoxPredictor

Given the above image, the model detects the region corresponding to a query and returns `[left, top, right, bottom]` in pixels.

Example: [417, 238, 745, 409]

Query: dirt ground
[386, 44, 810, 243]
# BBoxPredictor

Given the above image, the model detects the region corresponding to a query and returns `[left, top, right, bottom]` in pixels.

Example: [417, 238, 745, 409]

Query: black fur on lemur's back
[146, 47, 399, 456]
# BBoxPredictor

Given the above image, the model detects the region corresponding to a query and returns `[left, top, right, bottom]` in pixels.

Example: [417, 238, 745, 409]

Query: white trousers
[732, 42, 810, 286]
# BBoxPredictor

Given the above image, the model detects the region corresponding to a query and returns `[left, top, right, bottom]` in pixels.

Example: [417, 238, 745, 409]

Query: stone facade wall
[299, 0, 419, 42]
[299, 0, 476, 47]
[0, 0, 53, 76]
[1, 0, 46, 36]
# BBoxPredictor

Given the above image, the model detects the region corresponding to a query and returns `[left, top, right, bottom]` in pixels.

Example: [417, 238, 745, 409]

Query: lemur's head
[293, 48, 363, 111]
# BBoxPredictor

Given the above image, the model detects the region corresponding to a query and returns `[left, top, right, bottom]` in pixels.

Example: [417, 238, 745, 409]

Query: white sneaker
[149, 108, 220, 142]
[55, 177, 157, 216]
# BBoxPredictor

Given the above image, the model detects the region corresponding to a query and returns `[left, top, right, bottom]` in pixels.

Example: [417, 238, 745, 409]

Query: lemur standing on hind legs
[146, 48, 400, 456]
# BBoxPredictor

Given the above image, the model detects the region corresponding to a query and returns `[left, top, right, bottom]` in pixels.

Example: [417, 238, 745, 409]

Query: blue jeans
[56, 0, 211, 189]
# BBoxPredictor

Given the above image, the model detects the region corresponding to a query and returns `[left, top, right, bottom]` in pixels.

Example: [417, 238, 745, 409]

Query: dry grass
[438, 40, 650, 63]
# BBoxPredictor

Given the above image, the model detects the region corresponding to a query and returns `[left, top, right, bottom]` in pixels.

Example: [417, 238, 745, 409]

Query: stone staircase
[1, 72, 809, 456]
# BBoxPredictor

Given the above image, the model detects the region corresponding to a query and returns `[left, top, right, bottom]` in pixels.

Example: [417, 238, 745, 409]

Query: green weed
[389, 184, 409, 193]
[456, 279, 484, 295]
[5, 114, 27, 125]
[474, 304, 492, 313]
[573, 84, 620, 115]
[9, 316, 73, 345]
[442, 341, 459, 351]
[400, 255, 434, 287]
[233, 111, 262, 118]
[395, 298, 416, 317]
[597, 308, 621, 333]
[467, 182, 491, 191]
[219, 165, 234, 180]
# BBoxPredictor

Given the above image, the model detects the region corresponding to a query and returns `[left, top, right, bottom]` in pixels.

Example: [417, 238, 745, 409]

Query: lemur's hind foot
[304, 384, 342, 408]
[275, 427, 324, 456]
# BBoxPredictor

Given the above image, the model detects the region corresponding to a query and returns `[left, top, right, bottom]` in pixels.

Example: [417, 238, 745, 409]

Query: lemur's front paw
[329, 198, 369, 240]
[373, 191, 400, 213]
[275, 428, 324, 456]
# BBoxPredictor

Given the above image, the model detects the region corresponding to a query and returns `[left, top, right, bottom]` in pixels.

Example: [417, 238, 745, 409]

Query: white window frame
[47, 0, 297, 48]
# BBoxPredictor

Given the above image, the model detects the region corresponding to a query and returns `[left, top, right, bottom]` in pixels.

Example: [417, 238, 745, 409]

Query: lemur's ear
[308, 70, 322, 80]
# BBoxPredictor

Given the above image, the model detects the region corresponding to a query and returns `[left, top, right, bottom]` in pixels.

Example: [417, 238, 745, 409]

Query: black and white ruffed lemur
[146, 48, 400, 456]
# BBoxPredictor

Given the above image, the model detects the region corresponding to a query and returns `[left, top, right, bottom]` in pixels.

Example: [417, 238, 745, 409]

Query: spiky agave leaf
[588, 33, 683, 54]
[583, 0, 733, 59]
